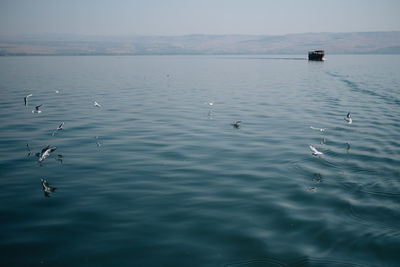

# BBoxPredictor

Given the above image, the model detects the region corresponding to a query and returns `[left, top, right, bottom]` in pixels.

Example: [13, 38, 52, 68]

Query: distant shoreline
[1, 52, 400, 57]
[1, 32, 399, 55]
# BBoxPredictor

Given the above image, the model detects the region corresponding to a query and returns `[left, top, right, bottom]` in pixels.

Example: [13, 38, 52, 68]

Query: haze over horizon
[1, 0, 399, 37]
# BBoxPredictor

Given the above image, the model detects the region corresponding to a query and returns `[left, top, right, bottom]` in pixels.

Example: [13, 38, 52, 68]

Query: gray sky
[1, 0, 399, 36]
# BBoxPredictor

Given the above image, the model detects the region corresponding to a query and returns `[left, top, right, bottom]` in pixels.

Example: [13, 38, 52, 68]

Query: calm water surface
[0, 55, 399, 266]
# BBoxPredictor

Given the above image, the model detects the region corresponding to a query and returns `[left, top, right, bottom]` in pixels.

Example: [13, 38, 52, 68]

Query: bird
[94, 101, 101, 107]
[39, 145, 56, 162]
[32, 104, 42, 114]
[344, 112, 352, 124]
[308, 186, 317, 192]
[310, 126, 326, 132]
[24, 94, 33, 106]
[313, 173, 323, 183]
[52, 122, 64, 136]
[41, 178, 56, 197]
[232, 120, 241, 128]
[55, 90, 59, 94]
[309, 145, 323, 156]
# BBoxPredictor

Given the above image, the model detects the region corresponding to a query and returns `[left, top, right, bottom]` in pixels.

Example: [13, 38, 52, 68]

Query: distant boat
[308, 50, 325, 61]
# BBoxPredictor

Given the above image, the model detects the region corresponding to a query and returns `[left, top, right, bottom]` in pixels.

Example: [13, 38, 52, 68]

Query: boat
[308, 50, 325, 61]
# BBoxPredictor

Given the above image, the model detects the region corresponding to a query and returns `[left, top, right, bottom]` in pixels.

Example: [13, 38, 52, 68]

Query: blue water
[0, 55, 399, 266]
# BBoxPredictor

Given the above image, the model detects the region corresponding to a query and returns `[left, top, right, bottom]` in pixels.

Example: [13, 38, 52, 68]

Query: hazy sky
[1, 0, 399, 36]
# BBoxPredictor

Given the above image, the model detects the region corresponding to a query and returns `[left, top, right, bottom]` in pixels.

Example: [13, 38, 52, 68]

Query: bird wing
[24, 97, 27, 106]
[41, 145, 50, 154]
[309, 145, 318, 153]
[35, 104, 42, 110]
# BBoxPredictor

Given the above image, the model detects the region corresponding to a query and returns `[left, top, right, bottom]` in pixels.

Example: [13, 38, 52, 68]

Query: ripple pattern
[0, 55, 399, 266]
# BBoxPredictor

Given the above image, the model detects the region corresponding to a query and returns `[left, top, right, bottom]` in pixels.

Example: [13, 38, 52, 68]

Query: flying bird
[309, 145, 323, 156]
[310, 126, 326, 132]
[24, 94, 33, 106]
[344, 112, 352, 124]
[52, 122, 64, 136]
[41, 178, 57, 197]
[39, 145, 56, 162]
[232, 120, 242, 128]
[94, 101, 101, 107]
[32, 104, 42, 114]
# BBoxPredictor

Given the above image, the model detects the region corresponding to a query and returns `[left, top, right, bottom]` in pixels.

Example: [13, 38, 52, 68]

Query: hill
[1, 32, 400, 55]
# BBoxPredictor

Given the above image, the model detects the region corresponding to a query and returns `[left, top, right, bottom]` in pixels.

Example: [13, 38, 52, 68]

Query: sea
[0, 55, 399, 266]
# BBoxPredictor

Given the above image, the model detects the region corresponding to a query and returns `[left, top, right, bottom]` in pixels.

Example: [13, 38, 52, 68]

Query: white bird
[39, 145, 56, 162]
[32, 104, 42, 113]
[344, 112, 352, 124]
[55, 90, 59, 94]
[232, 120, 242, 128]
[52, 122, 64, 136]
[310, 126, 326, 132]
[24, 94, 33, 106]
[41, 178, 56, 197]
[94, 101, 101, 107]
[309, 145, 323, 156]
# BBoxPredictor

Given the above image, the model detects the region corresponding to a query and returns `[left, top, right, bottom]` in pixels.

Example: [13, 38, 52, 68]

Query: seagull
[232, 120, 241, 128]
[344, 112, 352, 124]
[313, 173, 323, 183]
[52, 122, 64, 136]
[41, 178, 56, 197]
[32, 104, 42, 114]
[55, 90, 59, 94]
[24, 94, 33, 106]
[309, 145, 323, 156]
[94, 101, 101, 107]
[310, 126, 326, 132]
[39, 145, 56, 162]
[307, 186, 317, 192]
